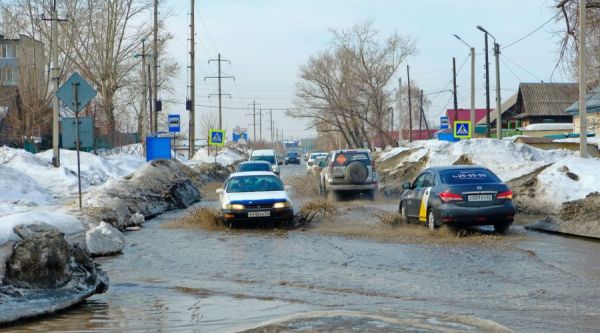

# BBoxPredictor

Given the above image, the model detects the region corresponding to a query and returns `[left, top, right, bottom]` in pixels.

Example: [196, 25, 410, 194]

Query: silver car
[319, 150, 378, 199]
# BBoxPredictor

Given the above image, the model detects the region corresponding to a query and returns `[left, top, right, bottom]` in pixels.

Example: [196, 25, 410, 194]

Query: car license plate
[468, 194, 493, 202]
[248, 211, 270, 217]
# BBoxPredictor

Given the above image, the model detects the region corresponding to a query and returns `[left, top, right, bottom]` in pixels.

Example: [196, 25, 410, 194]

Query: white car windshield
[226, 175, 284, 193]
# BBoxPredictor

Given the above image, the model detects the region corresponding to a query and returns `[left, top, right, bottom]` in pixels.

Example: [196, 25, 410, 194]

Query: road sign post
[168, 114, 180, 160]
[453, 121, 472, 139]
[55, 72, 97, 210]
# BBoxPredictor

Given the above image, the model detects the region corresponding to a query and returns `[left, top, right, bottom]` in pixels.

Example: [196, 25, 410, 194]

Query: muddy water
[4, 163, 600, 332]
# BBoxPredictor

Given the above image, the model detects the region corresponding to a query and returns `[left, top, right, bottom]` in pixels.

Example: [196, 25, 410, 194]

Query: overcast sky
[161, 0, 568, 140]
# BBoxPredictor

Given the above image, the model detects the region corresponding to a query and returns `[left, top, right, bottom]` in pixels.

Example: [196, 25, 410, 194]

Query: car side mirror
[284, 185, 292, 192]
[401, 182, 411, 190]
[216, 188, 224, 194]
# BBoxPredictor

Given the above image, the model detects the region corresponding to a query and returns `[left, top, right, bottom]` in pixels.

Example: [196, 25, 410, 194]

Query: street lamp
[477, 25, 502, 139]
[453, 34, 476, 133]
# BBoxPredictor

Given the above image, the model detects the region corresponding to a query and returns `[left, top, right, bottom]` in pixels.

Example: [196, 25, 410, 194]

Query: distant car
[284, 151, 300, 165]
[319, 150, 378, 199]
[306, 152, 328, 173]
[398, 165, 515, 233]
[250, 149, 280, 175]
[310, 155, 328, 175]
[236, 161, 272, 173]
[216, 171, 294, 228]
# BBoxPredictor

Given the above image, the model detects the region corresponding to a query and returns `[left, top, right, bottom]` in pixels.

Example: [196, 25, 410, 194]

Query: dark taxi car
[284, 151, 300, 165]
[399, 165, 515, 233]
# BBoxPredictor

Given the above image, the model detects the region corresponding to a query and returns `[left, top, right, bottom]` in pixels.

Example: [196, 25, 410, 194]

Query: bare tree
[554, 0, 600, 87]
[290, 21, 416, 149]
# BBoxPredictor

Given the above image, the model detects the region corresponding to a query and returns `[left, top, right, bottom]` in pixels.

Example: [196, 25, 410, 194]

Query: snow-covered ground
[0, 144, 246, 246]
[187, 147, 246, 166]
[380, 139, 600, 213]
[0, 145, 145, 245]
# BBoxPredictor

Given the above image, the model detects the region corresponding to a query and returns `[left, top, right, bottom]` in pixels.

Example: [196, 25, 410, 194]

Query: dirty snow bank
[377, 139, 600, 212]
[83, 159, 200, 229]
[187, 146, 246, 167]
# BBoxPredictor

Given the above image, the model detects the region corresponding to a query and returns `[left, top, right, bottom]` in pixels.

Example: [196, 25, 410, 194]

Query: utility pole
[269, 109, 273, 146]
[44, 1, 67, 167]
[407, 65, 413, 143]
[483, 31, 491, 138]
[494, 42, 502, 139]
[147, 63, 153, 133]
[453, 34, 476, 128]
[188, 0, 196, 158]
[453, 57, 458, 120]
[579, 0, 589, 157]
[152, 0, 159, 133]
[398, 78, 402, 142]
[206, 53, 234, 129]
[419, 90, 423, 134]
[258, 108, 263, 142]
[252, 101, 257, 142]
[470, 46, 476, 132]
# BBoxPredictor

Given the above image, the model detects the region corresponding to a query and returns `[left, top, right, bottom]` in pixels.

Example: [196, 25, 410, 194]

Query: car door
[405, 172, 427, 217]
[417, 172, 435, 222]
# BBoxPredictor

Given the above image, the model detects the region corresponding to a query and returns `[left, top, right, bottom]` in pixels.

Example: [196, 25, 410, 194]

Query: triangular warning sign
[212, 132, 222, 142]
[457, 124, 469, 136]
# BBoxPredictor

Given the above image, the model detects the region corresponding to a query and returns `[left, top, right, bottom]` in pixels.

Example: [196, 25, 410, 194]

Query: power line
[501, 54, 544, 81]
[502, 12, 560, 50]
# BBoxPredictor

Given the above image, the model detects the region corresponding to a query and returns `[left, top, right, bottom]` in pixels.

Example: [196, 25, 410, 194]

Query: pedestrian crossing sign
[209, 129, 226, 146]
[453, 121, 472, 139]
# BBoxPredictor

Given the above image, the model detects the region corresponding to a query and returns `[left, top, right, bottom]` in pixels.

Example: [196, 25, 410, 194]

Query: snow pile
[378, 139, 600, 214]
[0, 211, 84, 245]
[86, 222, 125, 256]
[0, 146, 145, 246]
[520, 123, 573, 131]
[188, 147, 246, 166]
[536, 157, 600, 212]
[382, 139, 571, 182]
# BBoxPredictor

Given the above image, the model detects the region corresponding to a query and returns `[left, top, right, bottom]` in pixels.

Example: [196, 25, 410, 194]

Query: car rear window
[251, 155, 276, 165]
[334, 151, 370, 166]
[226, 175, 284, 193]
[440, 169, 501, 184]
[237, 163, 271, 172]
[287, 152, 298, 157]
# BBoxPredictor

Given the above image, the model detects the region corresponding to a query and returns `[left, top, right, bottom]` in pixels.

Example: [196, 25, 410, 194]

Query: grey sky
[162, 0, 568, 140]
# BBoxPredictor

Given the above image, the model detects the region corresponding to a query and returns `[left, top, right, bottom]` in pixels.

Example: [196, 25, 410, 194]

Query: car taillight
[371, 159, 376, 171]
[439, 191, 463, 203]
[497, 190, 513, 200]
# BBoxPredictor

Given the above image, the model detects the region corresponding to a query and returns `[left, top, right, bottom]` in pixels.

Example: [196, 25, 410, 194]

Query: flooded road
[5, 163, 600, 332]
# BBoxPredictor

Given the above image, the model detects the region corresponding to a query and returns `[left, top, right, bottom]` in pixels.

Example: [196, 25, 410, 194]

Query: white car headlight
[273, 201, 291, 209]
[225, 203, 245, 210]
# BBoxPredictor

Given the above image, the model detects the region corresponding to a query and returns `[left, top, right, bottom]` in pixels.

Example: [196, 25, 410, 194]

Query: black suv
[284, 151, 300, 165]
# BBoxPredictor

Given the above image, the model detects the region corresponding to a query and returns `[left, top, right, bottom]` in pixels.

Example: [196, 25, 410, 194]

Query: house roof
[515, 83, 578, 118]
[476, 93, 518, 125]
[565, 85, 600, 115]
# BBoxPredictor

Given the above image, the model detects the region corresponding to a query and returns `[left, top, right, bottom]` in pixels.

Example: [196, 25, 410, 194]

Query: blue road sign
[62, 117, 94, 148]
[454, 121, 472, 139]
[209, 129, 225, 146]
[56, 72, 97, 113]
[168, 114, 180, 133]
[440, 116, 449, 130]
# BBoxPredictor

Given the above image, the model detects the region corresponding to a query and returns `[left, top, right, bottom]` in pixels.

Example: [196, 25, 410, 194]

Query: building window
[0, 44, 16, 58]
[0, 67, 18, 85]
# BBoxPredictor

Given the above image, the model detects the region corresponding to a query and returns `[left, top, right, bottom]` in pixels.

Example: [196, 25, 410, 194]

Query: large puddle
[4, 164, 600, 332]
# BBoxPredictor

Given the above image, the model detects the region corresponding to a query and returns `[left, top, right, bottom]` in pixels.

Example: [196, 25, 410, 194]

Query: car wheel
[400, 202, 408, 223]
[494, 222, 511, 235]
[427, 209, 437, 231]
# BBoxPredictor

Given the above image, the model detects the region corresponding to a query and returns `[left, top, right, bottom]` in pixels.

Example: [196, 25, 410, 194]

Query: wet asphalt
[4, 162, 600, 333]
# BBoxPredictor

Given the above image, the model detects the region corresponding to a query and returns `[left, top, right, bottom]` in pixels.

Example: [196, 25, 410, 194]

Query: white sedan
[216, 171, 294, 227]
